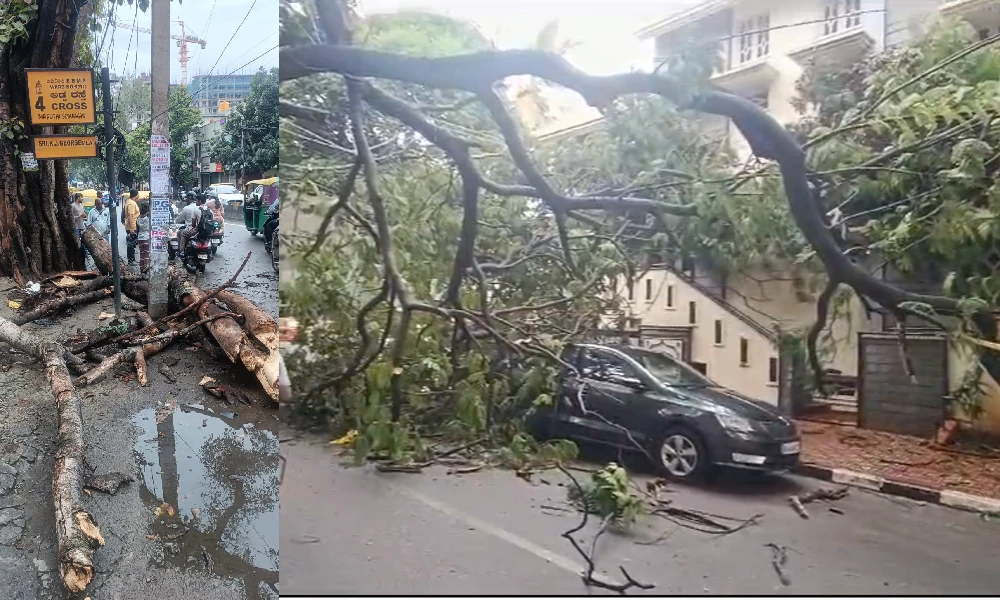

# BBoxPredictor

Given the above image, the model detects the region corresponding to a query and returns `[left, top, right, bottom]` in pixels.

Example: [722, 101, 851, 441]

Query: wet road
[280, 435, 1000, 595]
[0, 213, 279, 599]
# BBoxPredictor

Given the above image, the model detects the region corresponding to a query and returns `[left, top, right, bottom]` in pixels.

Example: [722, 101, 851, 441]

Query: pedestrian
[86, 197, 111, 243]
[137, 201, 150, 272]
[72, 193, 87, 262]
[123, 189, 141, 265]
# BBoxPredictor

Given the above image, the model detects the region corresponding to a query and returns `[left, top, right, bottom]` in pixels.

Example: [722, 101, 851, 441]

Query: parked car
[206, 183, 244, 207]
[527, 343, 800, 480]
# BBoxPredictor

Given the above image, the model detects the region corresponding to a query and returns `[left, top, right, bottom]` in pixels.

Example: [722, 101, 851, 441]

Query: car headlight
[715, 413, 756, 433]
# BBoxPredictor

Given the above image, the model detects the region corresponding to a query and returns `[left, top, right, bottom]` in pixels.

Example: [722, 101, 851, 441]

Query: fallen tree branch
[0, 316, 103, 592]
[13, 287, 112, 325]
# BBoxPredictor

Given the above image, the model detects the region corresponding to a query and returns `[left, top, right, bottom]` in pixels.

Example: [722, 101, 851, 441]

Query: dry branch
[13, 287, 112, 326]
[0, 316, 102, 592]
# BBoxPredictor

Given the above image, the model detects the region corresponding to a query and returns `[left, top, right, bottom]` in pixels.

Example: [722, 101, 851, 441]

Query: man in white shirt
[175, 192, 201, 257]
[86, 197, 111, 241]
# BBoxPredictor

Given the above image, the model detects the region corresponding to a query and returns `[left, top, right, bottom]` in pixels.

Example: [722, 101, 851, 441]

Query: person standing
[123, 189, 141, 265]
[72, 193, 87, 262]
[136, 202, 150, 272]
[86, 197, 111, 242]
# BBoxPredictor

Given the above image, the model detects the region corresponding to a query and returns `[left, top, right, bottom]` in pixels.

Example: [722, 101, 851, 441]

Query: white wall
[619, 269, 781, 404]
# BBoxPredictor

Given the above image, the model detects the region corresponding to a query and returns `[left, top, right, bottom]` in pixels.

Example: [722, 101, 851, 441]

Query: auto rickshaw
[78, 189, 99, 213]
[118, 190, 151, 204]
[242, 176, 279, 236]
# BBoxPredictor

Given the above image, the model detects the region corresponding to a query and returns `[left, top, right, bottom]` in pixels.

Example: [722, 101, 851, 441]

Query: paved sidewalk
[799, 420, 1000, 502]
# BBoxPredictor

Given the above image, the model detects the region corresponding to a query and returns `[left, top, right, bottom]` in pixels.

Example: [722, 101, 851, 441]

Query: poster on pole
[150, 135, 171, 254]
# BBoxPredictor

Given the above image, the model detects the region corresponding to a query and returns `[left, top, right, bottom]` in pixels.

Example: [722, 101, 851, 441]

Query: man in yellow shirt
[124, 189, 141, 265]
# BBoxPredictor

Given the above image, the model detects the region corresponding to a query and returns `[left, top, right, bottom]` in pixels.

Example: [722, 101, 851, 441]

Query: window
[627, 279, 634, 301]
[714, 320, 724, 345]
[737, 14, 770, 64]
[645, 278, 653, 301]
[627, 318, 642, 329]
[691, 361, 708, 376]
[579, 350, 639, 384]
[666, 285, 675, 308]
[824, 0, 861, 36]
[739, 337, 749, 366]
[688, 301, 697, 324]
[769, 357, 779, 384]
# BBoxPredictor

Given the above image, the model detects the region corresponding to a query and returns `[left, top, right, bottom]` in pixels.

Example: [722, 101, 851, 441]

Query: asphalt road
[0, 215, 279, 599]
[280, 435, 1000, 595]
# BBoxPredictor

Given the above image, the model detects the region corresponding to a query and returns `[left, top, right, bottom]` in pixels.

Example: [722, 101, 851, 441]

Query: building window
[691, 361, 708, 376]
[824, 0, 861, 36]
[645, 278, 653, 301]
[768, 357, 779, 383]
[627, 318, 642, 329]
[627, 280, 634, 301]
[688, 301, 697, 324]
[739, 337, 749, 366]
[714, 320, 724, 345]
[738, 14, 769, 64]
[666, 285, 675, 308]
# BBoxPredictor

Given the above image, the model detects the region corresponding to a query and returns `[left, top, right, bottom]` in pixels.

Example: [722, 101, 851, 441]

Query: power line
[194, 0, 219, 75]
[205, 0, 259, 81]
[219, 30, 278, 74]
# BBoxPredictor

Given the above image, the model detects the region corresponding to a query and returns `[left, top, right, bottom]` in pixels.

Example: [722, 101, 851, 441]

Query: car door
[572, 349, 646, 446]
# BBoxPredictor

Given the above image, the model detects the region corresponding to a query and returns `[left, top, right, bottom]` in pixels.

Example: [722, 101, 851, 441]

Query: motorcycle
[177, 224, 213, 274]
[168, 224, 179, 261]
[271, 226, 279, 273]
[210, 224, 224, 256]
[263, 214, 278, 255]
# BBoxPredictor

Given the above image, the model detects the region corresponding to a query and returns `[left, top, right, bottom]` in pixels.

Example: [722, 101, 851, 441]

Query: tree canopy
[210, 67, 280, 178]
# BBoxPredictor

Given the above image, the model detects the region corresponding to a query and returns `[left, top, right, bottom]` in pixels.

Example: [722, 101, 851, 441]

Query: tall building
[188, 73, 255, 117]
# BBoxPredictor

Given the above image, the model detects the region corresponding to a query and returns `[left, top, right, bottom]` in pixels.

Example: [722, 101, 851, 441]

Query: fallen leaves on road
[331, 430, 358, 446]
[789, 486, 850, 519]
[154, 502, 175, 518]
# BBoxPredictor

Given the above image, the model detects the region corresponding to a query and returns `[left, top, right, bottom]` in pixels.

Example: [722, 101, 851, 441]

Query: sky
[103, 0, 279, 85]
[359, 0, 692, 74]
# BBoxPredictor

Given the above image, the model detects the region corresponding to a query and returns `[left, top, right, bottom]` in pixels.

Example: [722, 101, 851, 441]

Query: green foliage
[210, 68, 279, 176]
[570, 463, 644, 527]
[0, 0, 38, 46]
[0, 117, 27, 155]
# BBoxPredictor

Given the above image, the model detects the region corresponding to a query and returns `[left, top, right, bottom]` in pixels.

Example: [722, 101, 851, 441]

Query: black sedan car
[527, 343, 800, 480]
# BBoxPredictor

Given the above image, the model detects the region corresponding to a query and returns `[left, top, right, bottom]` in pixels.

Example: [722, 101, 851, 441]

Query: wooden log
[13, 288, 112, 325]
[0, 316, 103, 592]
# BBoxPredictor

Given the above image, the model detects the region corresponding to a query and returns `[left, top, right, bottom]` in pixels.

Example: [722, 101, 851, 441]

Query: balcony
[941, 0, 1000, 18]
[788, 27, 875, 69]
[709, 57, 779, 94]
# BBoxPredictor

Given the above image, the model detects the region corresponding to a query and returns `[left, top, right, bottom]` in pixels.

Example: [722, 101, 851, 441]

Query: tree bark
[0, 0, 86, 282]
[13, 287, 112, 325]
[0, 316, 102, 592]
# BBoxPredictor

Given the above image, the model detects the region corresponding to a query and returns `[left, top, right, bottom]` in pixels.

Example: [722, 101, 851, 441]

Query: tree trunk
[0, 0, 86, 283]
[0, 317, 103, 593]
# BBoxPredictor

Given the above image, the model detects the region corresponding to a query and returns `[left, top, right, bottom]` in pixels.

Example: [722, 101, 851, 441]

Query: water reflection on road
[133, 403, 279, 598]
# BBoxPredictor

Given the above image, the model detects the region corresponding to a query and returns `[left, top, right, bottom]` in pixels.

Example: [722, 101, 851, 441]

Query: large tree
[280, 0, 1000, 448]
[210, 67, 279, 179]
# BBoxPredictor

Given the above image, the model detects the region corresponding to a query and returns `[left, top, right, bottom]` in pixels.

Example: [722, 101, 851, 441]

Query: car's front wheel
[652, 426, 709, 481]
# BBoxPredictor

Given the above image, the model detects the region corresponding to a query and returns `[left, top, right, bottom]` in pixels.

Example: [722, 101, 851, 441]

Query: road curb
[794, 462, 999, 514]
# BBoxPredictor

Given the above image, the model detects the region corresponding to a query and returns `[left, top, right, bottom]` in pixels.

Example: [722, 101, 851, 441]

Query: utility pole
[148, 0, 171, 319]
[101, 67, 123, 319]
[240, 126, 246, 188]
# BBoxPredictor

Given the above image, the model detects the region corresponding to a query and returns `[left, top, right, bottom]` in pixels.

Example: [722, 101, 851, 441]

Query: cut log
[76, 340, 168, 387]
[0, 316, 103, 592]
[171, 279, 280, 401]
[216, 290, 278, 351]
[82, 229, 279, 400]
[13, 288, 112, 325]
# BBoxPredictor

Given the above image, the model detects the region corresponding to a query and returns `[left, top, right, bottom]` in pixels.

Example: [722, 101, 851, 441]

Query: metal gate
[857, 332, 948, 437]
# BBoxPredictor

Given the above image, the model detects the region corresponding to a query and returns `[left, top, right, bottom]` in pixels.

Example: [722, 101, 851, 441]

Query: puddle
[133, 403, 279, 598]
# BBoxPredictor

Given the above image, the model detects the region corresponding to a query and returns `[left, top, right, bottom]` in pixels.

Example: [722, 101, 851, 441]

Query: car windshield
[214, 185, 237, 194]
[621, 348, 713, 388]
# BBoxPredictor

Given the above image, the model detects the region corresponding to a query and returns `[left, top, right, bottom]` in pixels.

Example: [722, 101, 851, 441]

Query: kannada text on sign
[25, 69, 96, 126]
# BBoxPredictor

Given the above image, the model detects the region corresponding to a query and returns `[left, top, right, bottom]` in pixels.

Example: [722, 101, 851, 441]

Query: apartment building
[541, 0, 1000, 414]
[188, 73, 255, 117]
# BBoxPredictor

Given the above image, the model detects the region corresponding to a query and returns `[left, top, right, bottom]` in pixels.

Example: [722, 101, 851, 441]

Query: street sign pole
[101, 67, 123, 319]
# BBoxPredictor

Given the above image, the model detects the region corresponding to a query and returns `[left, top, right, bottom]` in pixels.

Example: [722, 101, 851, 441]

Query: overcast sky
[359, 0, 689, 74]
[105, 0, 279, 84]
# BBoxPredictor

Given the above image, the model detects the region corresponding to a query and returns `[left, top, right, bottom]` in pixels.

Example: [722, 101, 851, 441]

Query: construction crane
[105, 19, 207, 85]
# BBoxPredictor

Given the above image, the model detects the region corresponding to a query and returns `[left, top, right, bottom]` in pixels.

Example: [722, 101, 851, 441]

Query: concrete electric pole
[148, 0, 171, 319]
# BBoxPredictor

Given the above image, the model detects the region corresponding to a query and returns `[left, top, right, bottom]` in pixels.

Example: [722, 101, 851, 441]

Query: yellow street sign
[32, 135, 98, 159]
[25, 69, 96, 126]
